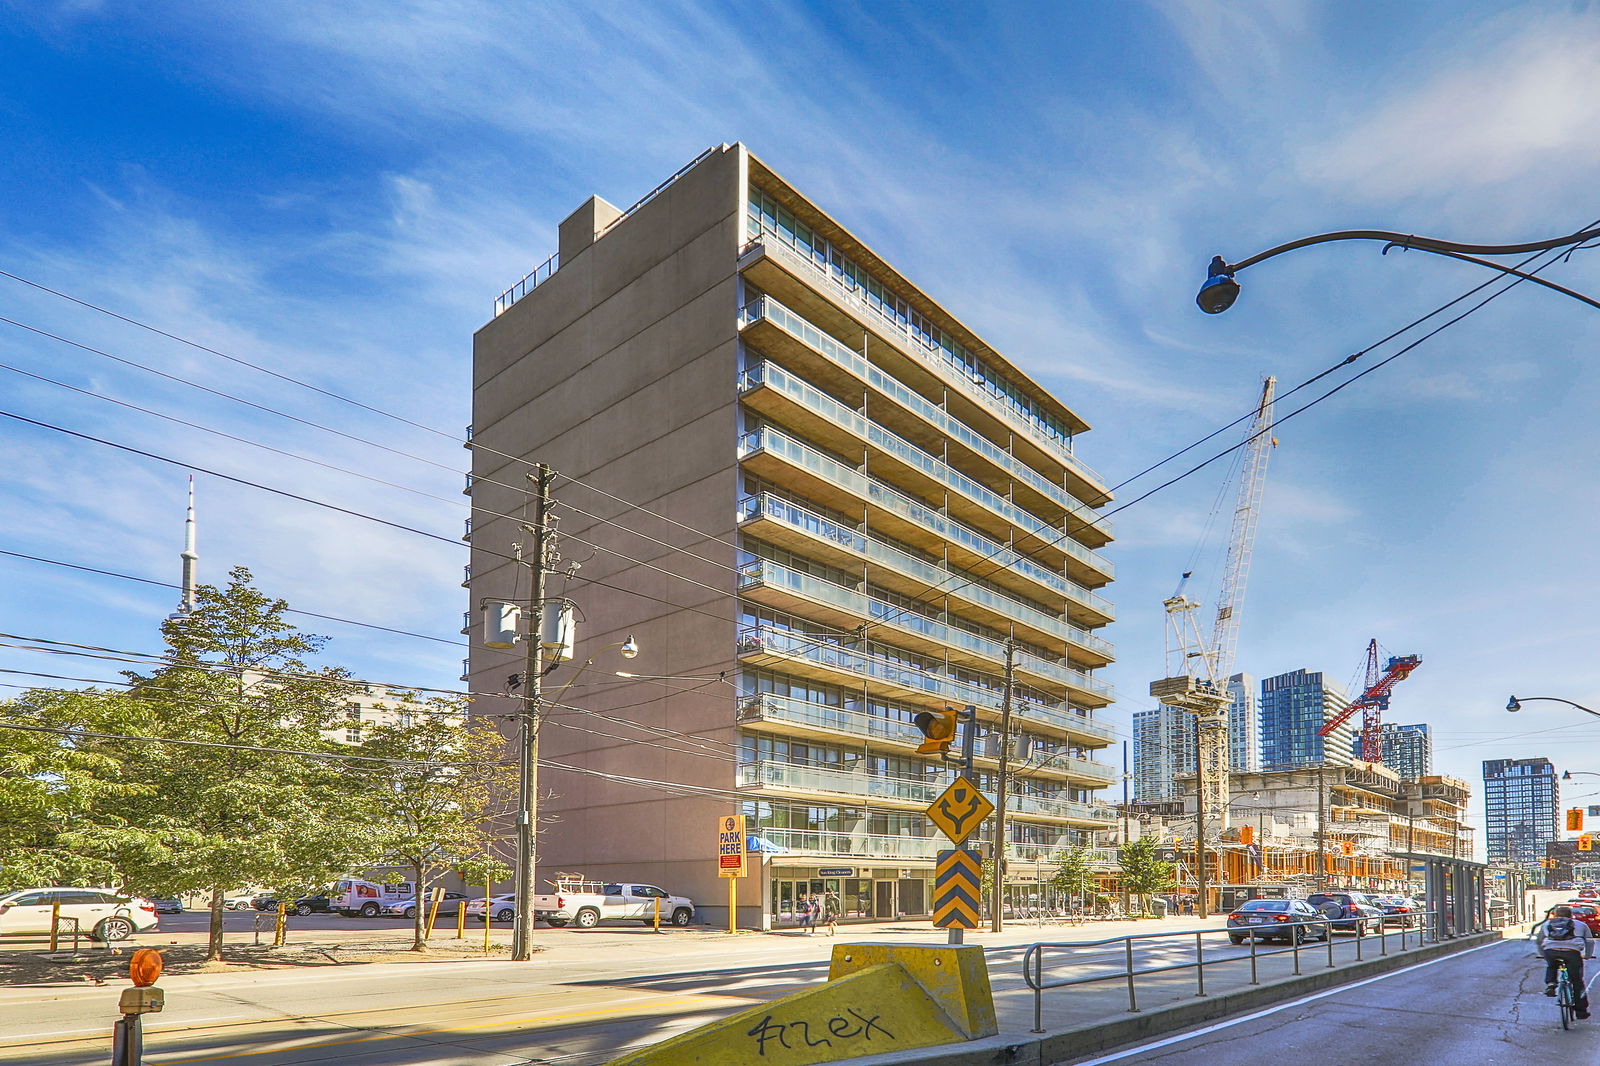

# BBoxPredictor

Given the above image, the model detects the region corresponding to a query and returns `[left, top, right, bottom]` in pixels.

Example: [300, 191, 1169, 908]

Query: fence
[1022, 911, 1449, 1032]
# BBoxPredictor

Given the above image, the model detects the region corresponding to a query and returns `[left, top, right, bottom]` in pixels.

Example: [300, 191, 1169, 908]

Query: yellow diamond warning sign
[926, 776, 993, 845]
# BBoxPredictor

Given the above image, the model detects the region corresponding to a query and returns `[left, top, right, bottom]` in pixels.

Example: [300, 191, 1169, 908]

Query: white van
[330, 878, 417, 917]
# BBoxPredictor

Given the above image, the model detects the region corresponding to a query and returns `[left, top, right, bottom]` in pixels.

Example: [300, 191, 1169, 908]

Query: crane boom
[1318, 638, 1421, 762]
[1150, 375, 1277, 861]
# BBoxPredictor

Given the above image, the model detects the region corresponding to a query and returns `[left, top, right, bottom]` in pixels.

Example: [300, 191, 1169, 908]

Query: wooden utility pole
[1194, 715, 1208, 917]
[989, 640, 1017, 933]
[512, 464, 554, 961]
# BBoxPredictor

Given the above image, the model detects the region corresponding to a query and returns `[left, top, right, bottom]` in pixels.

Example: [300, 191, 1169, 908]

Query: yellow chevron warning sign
[933, 848, 982, 929]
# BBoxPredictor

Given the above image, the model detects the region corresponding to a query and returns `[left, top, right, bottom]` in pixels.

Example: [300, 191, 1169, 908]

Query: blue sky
[4, 1, 1600, 854]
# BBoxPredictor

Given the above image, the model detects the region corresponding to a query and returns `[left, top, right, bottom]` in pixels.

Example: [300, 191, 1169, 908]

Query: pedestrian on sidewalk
[822, 891, 840, 935]
[798, 895, 815, 934]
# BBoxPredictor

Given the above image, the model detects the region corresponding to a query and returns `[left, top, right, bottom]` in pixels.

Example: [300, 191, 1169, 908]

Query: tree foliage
[1049, 844, 1100, 899]
[349, 704, 516, 949]
[2, 568, 371, 958]
[1118, 836, 1177, 907]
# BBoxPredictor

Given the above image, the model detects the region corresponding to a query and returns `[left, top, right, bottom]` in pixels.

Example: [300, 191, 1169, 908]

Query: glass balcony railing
[737, 426, 1113, 620]
[752, 828, 1120, 866]
[741, 359, 1109, 555]
[739, 693, 1117, 782]
[739, 560, 1112, 701]
[736, 624, 1115, 744]
[742, 295, 1115, 554]
[737, 761, 1112, 822]
[741, 231, 1109, 497]
[738, 692, 924, 746]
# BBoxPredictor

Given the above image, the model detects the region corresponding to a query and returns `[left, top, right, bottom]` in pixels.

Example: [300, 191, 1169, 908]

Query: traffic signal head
[1570, 809, 1585, 832]
[912, 707, 959, 757]
[1581, 835, 1594, 852]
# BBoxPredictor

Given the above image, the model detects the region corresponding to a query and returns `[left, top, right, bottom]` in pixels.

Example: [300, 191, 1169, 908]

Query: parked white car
[465, 894, 517, 923]
[0, 887, 159, 941]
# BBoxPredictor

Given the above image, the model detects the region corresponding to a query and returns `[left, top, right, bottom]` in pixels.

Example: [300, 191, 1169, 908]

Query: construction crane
[1318, 639, 1421, 764]
[1150, 376, 1277, 881]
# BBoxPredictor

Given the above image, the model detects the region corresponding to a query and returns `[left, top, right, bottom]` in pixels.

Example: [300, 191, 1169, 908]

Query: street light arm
[1224, 224, 1600, 274]
[1381, 246, 1600, 313]
[1507, 695, 1600, 719]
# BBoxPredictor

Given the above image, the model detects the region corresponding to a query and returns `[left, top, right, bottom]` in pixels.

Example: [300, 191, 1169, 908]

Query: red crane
[1317, 639, 1422, 763]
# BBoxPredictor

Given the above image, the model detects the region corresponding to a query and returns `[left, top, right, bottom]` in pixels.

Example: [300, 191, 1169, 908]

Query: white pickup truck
[533, 879, 695, 929]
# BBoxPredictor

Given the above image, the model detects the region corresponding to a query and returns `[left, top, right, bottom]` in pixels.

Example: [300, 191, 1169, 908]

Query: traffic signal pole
[947, 704, 978, 947]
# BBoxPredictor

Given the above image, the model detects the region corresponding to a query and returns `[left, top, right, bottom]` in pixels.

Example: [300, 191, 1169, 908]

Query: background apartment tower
[1376, 722, 1432, 778]
[1259, 668, 1352, 771]
[467, 145, 1119, 928]
[1134, 672, 1257, 803]
[1483, 757, 1558, 867]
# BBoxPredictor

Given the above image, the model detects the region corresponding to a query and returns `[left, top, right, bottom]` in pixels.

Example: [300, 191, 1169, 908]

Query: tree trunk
[207, 885, 225, 961]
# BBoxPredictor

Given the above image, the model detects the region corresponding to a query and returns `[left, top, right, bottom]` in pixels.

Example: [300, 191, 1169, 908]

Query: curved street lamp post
[1197, 224, 1600, 314]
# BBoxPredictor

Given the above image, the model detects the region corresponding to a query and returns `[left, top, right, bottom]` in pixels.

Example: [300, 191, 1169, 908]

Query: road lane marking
[1068, 938, 1507, 1066]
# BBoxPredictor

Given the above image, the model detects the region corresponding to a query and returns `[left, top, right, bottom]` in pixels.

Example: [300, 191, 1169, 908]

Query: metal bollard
[1249, 929, 1259, 985]
[1355, 918, 1363, 961]
[1379, 917, 1388, 956]
[457, 903, 466, 940]
[1030, 947, 1045, 1034]
[1125, 938, 1140, 1012]
[1325, 920, 1335, 969]
[1194, 931, 1206, 996]
[50, 901, 61, 953]
[1292, 923, 1302, 975]
[252, 911, 263, 946]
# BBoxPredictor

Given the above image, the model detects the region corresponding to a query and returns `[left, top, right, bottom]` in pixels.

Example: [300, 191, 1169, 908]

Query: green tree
[1118, 836, 1177, 915]
[1049, 844, 1100, 903]
[351, 702, 517, 950]
[50, 567, 362, 958]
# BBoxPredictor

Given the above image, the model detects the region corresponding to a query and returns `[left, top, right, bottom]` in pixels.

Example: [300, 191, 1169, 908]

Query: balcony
[736, 427, 1114, 627]
[737, 761, 1115, 826]
[738, 233, 1111, 526]
[737, 693, 1117, 787]
[740, 360, 1094, 566]
[749, 828, 1120, 867]
[736, 625, 1115, 748]
[738, 560, 1111, 706]
[740, 295, 1114, 576]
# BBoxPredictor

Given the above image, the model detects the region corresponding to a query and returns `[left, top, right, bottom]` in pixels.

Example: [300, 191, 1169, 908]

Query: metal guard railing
[1022, 910, 1455, 1032]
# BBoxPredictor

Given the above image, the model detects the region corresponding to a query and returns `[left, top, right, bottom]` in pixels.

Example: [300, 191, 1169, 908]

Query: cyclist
[1538, 905, 1594, 1018]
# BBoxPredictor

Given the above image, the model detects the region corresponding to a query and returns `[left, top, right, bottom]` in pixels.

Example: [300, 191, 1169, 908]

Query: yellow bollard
[457, 900, 466, 940]
[274, 904, 286, 946]
[425, 890, 442, 940]
[49, 901, 60, 953]
[654, 896, 661, 932]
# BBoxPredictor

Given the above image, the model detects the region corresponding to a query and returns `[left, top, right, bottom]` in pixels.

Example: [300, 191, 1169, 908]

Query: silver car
[1226, 898, 1329, 944]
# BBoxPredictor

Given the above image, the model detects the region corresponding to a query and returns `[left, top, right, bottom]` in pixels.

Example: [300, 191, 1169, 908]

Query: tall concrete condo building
[1258, 668, 1352, 771]
[1226, 673, 1259, 773]
[1483, 757, 1558, 867]
[467, 145, 1119, 928]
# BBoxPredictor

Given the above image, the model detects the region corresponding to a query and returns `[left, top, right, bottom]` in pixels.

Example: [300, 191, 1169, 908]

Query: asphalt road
[1064, 936, 1596, 1066]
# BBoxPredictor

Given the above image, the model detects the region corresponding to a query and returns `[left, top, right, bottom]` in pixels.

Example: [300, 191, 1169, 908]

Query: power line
[0, 548, 467, 648]
[0, 716, 503, 767]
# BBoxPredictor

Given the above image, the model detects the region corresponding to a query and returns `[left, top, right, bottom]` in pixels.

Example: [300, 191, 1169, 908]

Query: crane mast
[1150, 376, 1276, 873]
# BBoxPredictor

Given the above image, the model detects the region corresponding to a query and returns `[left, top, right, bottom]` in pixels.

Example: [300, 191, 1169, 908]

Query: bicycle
[1556, 962, 1577, 1030]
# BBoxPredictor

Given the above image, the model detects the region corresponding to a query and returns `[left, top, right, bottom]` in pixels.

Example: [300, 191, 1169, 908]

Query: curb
[841, 929, 1503, 1065]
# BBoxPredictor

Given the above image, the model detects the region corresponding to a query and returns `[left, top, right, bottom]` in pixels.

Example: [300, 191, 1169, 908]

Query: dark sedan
[253, 895, 333, 915]
[1226, 899, 1330, 944]
[1306, 891, 1385, 933]
[1370, 895, 1421, 926]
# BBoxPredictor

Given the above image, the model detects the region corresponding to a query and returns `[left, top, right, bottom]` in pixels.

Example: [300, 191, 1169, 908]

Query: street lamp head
[620, 635, 639, 660]
[1196, 256, 1240, 314]
[1507, 696, 1522, 713]
[1564, 771, 1573, 780]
